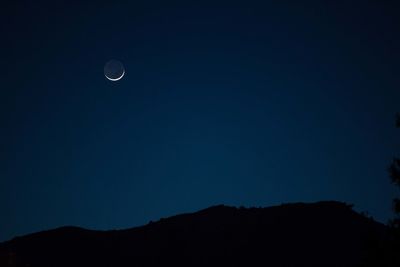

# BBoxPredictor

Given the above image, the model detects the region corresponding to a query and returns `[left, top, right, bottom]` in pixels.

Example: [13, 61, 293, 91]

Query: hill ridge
[0, 201, 386, 267]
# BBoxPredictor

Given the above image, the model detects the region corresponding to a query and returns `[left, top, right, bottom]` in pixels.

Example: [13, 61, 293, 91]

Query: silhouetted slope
[0, 201, 387, 267]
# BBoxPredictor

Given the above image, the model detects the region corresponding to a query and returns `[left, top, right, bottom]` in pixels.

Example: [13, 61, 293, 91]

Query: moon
[104, 60, 125, 81]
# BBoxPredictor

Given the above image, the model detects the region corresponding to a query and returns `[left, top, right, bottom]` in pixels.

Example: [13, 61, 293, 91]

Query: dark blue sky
[1, 1, 399, 241]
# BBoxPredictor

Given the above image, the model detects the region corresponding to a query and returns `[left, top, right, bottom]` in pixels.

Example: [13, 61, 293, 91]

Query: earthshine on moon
[104, 60, 125, 81]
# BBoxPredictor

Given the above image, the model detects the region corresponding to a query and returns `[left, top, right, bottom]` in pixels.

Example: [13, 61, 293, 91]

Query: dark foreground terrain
[0, 201, 389, 267]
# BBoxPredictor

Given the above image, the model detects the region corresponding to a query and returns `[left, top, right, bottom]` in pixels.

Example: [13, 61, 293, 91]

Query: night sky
[1, 1, 399, 242]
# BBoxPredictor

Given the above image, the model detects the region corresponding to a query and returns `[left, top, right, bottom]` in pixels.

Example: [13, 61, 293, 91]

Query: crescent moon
[105, 69, 125, 81]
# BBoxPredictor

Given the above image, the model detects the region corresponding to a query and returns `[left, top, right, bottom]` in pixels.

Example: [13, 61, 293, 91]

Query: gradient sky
[1, 1, 400, 241]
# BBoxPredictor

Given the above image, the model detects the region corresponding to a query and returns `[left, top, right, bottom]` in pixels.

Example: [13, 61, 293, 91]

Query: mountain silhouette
[0, 201, 388, 267]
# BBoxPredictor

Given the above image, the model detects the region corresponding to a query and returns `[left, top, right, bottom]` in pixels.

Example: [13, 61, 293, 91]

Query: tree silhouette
[359, 114, 400, 267]
[389, 113, 400, 228]
[380, 113, 400, 266]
